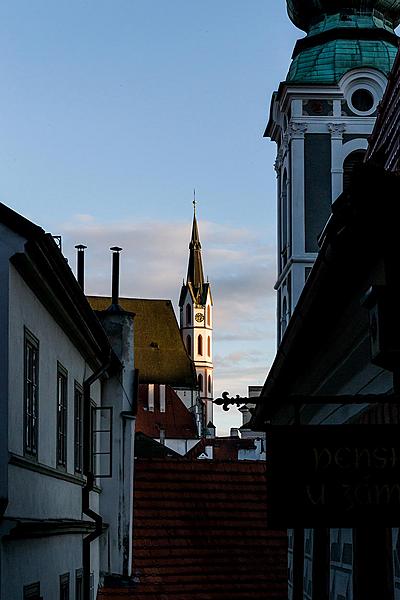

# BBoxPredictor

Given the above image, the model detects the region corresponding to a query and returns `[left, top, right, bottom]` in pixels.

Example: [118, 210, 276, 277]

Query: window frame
[198, 334, 203, 356]
[23, 582, 42, 600]
[24, 328, 39, 459]
[57, 363, 68, 470]
[74, 382, 83, 474]
[59, 573, 70, 600]
[75, 569, 83, 600]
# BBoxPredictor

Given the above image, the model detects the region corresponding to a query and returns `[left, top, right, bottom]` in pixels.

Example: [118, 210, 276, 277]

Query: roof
[186, 437, 258, 461]
[286, 9, 398, 84]
[134, 432, 183, 459]
[187, 211, 205, 290]
[287, 1, 400, 32]
[0, 202, 119, 373]
[136, 384, 198, 439]
[98, 459, 287, 600]
[87, 297, 196, 388]
[288, 37, 397, 83]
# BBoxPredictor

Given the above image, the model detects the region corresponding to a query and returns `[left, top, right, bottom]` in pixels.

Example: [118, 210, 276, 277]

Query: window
[60, 573, 70, 600]
[24, 328, 39, 457]
[343, 150, 366, 192]
[207, 336, 211, 356]
[207, 305, 211, 326]
[23, 582, 42, 600]
[208, 375, 212, 394]
[186, 304, 191, 325]
[186, 335, 191, 356]
[74, 383, 83, 473]
[351, 88, 374, 112]
[198, 335, 203, 356]
[198, 374, 203, 392]
[57, 364, 68, 468]
[75, 569, 83, 600]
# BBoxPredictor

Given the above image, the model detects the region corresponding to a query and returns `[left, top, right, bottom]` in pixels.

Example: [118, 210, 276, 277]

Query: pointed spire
[187, 192, 205, 292]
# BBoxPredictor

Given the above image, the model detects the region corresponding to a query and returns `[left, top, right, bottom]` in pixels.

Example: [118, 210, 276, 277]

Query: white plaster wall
[8, 265, 101, 467]
[2, 534, 83, 600]
[162, 438, 198, 455]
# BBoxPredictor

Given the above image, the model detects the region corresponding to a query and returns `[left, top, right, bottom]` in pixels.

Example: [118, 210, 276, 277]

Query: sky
[0, 1, 301, 434]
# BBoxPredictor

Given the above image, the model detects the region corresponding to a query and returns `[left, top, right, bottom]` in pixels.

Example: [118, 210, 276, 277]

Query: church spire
[186, 195, 205, 292]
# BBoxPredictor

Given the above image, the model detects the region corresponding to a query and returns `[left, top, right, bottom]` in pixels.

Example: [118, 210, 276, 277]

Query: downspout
[82, 360, 111, 600]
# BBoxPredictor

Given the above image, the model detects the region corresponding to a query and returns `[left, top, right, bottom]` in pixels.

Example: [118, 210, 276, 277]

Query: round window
[351, 89, 374, 113]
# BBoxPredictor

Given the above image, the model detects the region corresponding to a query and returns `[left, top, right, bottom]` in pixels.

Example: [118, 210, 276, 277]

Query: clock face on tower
[195, 312, 204, 323]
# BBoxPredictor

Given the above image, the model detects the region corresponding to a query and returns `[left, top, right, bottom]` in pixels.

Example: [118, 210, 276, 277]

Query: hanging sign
[267, 425, 400, 528]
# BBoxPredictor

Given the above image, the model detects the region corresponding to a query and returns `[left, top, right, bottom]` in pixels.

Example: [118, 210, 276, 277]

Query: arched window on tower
[186, 335, 191, 356]
[208, 375, 212, 394]
[207, 336, 211, 356]
[343, 150, 366, 193]
[207, 305, 211, 326]
[198, 374, 203, 392]
[198, 335, 203, 356]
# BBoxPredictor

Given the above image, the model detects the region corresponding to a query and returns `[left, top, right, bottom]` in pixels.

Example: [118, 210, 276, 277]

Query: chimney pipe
[110, 246, 122, 305]
[75, 244, 87, 291]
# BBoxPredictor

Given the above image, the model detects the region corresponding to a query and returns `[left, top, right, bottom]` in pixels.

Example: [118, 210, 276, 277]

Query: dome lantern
[287, 0, 400, 31]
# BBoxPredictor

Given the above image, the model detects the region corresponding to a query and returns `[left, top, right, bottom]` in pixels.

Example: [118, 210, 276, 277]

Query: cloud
[60, 214, 277, 431]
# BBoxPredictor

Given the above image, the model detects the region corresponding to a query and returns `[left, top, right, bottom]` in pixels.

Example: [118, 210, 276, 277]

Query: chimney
[75, 244, 87, 291]
[110, 246, 122, 306]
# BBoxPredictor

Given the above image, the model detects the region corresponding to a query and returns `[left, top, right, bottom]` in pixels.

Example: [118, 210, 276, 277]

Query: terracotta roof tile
[98, 460, 287, 599]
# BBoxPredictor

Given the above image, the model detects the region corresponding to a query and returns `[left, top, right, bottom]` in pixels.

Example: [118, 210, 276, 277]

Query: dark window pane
[57, 365, 68, 468]
[24, 330, 39, 457]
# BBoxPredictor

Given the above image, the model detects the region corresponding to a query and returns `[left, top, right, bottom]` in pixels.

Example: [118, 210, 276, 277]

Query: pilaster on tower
[267, 0, 399, 345]
[178, 201, 214, 433]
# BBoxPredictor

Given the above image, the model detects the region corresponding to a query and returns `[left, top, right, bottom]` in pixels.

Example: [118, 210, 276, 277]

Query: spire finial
[193, 188, 197, 213]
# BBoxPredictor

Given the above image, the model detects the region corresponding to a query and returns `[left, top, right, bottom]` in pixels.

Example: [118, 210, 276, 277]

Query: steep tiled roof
[136, 384, 198, 439]
[87, 297, 196, 387]
[98, 460, 287, 600]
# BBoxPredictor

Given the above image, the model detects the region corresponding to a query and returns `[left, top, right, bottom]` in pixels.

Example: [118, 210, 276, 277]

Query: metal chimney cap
[75, 244, 87, 250]
[110, 246, 122, 253]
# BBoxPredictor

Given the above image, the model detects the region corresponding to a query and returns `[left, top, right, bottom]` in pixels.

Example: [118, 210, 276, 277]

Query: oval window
[351, 89, 374, 113]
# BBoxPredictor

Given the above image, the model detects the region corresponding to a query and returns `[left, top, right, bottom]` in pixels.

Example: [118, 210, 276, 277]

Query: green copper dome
[286, 7, 399, 83]
[287, 0, 400, 31]
[287, 37, 397, 82]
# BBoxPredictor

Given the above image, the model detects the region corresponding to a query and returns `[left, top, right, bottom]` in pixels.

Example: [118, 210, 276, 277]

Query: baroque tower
[179, 203, 214, 431]
[267, 0, 400, 344]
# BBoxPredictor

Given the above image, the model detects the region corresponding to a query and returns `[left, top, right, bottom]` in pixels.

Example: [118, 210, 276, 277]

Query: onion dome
[287, 0, 400, 32]
[286, 2, 400, 83]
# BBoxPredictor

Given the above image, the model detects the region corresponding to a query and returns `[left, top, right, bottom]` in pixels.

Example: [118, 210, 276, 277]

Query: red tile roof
[98, 460, 287, 599]
[136, 385, 198, 439]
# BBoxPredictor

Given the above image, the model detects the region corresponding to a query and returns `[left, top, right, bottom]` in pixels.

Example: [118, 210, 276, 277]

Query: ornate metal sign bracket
[213, 391, 260, 412]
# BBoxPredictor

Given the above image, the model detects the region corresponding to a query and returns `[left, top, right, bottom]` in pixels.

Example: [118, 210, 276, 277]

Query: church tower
[179, 202, 214, 432]
[267, 0, 400, 344]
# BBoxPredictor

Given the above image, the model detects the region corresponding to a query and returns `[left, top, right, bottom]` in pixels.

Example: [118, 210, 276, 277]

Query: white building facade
[0, 204, 135, 600]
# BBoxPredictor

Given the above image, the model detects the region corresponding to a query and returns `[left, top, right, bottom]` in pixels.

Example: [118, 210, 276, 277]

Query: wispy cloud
[60, 214, 277, 434]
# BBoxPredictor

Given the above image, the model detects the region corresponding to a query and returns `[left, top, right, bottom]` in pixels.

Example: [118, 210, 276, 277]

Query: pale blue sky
[0, 1, 301, 433]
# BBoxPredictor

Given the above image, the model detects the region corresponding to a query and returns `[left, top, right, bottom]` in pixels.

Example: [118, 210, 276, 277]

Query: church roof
[87, 296, 196, 388]
[286, 8, 398, 83]
[288, 37, 397, 83]
[98, 460, 287, 600]
[287, 1, 400, 32]
[187, 210, 205, 290]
